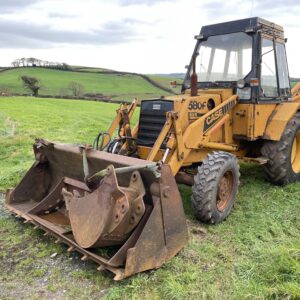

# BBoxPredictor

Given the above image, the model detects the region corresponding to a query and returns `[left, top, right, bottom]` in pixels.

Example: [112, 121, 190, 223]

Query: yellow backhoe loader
[5, 17, 300, 280]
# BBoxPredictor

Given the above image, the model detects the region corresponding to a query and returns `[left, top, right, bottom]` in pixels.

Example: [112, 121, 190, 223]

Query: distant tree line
[11, 57, 70, 70]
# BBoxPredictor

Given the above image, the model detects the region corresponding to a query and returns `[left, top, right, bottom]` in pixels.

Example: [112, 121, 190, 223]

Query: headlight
[237, 79, 246, 89]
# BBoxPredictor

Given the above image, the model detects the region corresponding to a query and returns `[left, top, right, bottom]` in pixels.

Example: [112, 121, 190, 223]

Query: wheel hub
[291, 131, 300, 173]
[217, 171, 233, 212]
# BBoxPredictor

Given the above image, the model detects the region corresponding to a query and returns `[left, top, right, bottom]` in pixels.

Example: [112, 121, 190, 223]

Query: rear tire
[191, 151, 240, 224]
[261, 113, 300, 185]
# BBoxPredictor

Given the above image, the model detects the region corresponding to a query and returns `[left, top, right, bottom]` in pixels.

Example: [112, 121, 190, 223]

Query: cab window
[261, 39, 278, 98]
[276, 42, 290, 97]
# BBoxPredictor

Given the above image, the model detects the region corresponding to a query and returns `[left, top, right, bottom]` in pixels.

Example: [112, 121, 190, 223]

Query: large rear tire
[261, 113, 300, 185]
[191, 151, 240, 224]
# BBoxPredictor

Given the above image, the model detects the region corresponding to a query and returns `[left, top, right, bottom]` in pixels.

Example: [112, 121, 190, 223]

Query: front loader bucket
[5, 139, 188, 280]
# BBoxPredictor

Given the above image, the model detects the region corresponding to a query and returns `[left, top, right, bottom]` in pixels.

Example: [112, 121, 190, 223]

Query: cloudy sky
[0, 0, 299, 75]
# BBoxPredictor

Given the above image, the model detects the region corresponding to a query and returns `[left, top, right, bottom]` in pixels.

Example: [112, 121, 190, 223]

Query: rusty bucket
[5, 139, 188, 280]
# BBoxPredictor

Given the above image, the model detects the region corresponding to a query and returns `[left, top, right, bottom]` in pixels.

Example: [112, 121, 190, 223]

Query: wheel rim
[291, 131, 300, 173]
[217, 171, 234, 212]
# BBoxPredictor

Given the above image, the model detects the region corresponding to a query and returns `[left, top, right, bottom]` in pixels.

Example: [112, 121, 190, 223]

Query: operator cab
[182, 17, 291, 103]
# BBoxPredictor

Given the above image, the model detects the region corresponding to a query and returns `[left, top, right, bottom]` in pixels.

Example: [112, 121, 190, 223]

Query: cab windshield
[193, 32, 252, 82]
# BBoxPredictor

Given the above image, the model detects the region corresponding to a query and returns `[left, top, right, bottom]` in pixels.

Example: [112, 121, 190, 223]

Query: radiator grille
[137, 100, 174, 148]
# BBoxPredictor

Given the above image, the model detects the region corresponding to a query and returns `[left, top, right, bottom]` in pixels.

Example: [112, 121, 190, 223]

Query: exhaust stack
[190, 55, 198, 96]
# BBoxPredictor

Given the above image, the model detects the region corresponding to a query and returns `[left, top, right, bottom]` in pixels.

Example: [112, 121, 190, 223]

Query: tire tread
[191, 151, 240, 224]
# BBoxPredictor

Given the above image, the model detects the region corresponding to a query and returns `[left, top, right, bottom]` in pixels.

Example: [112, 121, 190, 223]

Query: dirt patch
[186, 219, 208, 240]
[0, 258, 107, 300]
[0, 197, 112, 299]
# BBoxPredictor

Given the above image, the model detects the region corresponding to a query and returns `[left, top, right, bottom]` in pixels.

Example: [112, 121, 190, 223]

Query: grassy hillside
[0, 68, 168, 101]
[71, 66, 115, 72]
[0, 96, 299, 299]
[1, 67, 297, 101]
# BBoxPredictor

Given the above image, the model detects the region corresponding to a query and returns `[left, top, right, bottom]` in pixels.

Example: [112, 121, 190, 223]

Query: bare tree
[27, 57, 38, 66]
[20, 58, 26, 67]
[62, 63, 70, 70]
[68, 81, 84, 97]
[11, 59, 20, 67]
[36, 59, 42, 66]
[20, 75, 41, 96]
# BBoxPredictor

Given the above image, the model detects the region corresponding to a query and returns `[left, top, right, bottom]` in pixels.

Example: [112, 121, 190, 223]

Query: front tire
[261, 113, 300, 185]
[191, 151, 240, 224]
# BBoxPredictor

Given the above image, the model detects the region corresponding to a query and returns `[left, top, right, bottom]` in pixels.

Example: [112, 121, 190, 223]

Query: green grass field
[0, 68, 168, 101]
[0, 96, 300, 299]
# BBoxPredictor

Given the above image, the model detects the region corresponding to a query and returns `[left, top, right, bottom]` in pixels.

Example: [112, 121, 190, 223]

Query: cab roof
[199, 17, 284, 40]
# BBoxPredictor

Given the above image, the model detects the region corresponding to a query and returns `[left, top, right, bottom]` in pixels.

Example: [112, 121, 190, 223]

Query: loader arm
[167, 95, 238, 175]
[101, 99, 138, 149]
[139, 95, 237, 174]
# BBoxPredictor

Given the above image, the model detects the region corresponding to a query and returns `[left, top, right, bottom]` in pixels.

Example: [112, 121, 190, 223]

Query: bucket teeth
[81, 255, 89, 261]
[97, 265, 105, 271]
[67, 246, 75, 252]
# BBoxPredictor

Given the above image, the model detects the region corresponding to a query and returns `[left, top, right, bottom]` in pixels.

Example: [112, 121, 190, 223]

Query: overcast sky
[0, 0, 299, 75]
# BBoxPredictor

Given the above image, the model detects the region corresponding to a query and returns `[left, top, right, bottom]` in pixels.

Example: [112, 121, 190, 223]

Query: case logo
[203, 100, 235, 133]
